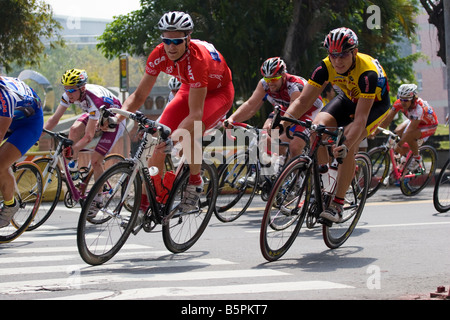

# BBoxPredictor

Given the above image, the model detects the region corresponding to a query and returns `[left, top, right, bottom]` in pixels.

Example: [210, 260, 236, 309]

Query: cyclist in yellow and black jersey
[282, 27, 390, 222]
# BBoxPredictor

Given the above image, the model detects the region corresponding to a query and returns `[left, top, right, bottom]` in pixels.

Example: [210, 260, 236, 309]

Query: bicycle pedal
[318, 217, 333, 227]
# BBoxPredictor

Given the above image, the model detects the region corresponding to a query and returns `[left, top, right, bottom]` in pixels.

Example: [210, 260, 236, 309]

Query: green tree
[0, 0, 64, 73]
[97, 0, 421, 125]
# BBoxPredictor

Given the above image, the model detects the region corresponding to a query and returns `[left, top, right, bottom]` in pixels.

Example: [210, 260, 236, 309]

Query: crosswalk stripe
[0, 244, 149, 254]
[0, 269, 289, 295]
[0, 258, 235, 276]
[46, 280, 354, 300]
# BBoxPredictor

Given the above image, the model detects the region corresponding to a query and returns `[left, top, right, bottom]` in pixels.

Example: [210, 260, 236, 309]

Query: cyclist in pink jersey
[378, 84, 438, 171]
[111, 11, 234, 213]
[226, 57, 322, 159]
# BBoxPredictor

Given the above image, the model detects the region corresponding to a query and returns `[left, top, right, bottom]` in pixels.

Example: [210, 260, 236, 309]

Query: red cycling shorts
[158, 82, 234, 132]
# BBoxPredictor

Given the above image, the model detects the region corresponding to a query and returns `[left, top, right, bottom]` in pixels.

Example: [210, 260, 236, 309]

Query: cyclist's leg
[68, 114, 88, 144]
[93, 121, 126, 180]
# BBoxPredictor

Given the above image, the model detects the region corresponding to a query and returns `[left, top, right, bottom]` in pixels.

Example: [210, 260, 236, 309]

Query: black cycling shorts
[321, 92, 390, 136]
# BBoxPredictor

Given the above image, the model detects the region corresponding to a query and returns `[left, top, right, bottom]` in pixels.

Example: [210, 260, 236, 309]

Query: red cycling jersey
[146, 39, 232, 91]
[392, 97, 438, 127]
[261, 73, 322, 120]
[145, 39, 234, 132]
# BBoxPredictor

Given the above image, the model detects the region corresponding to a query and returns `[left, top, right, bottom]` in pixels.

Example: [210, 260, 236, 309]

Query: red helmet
[324, 27, 358, 54]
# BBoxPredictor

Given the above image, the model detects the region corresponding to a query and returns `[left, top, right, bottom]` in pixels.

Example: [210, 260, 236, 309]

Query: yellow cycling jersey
[308, 52, 389, 103]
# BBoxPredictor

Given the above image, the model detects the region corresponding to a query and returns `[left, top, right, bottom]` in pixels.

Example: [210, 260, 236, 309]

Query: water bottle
[273, 155, 285, 174]
[325, 159, 339, 194]
[319, 164, 330, 191]
[68, 160, 79, 180]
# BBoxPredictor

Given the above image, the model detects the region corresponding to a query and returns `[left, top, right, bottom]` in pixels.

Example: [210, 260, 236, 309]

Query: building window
[417, 72, 423, 91]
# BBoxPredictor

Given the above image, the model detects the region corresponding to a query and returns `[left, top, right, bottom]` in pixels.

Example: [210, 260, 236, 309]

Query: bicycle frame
[377, 128, 420, 181]
[41, 129, 92, 204]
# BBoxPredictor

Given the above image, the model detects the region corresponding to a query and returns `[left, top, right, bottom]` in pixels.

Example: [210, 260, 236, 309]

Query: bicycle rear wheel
[400, 145, 437, 196]
[260, 158, 310, 262]
[162, 163, 217, 253]
[367, 146, 390, 198]
[77, 162, 141, 265]
[0, 162, 43, 243]
[215, 150, 258, 222]
[28, 157, 63, 231]
[433, 158, 450, 213]
[322, 153, 370, 249]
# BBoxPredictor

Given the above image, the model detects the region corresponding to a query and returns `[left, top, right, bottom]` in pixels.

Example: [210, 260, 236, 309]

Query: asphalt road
[0, 185, 449, 303]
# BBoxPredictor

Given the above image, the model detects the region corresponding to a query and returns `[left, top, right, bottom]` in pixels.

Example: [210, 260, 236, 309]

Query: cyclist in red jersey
[378, 84, 438, 171]
[112, 11, 234, 213]
[226, 57, 322, 159]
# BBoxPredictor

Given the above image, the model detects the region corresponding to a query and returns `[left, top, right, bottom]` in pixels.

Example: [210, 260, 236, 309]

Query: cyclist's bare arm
[72, 118, 97, 157]
[227, 82, 266, 125]
[378, 108, 396, 130]
[44, 104, 67, 131]
[117, 73, 157, 122]
[284, 81, 325, 125]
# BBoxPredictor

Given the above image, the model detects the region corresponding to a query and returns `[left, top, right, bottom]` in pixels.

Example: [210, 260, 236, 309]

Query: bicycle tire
[215, 150, 258, 222]
[367, 146, 390, 198]
[0, 162, 43, 243]
[400, 145, 437, 196]
[260, 158, 310, 262]
[433, 158, 450, 213]
[162, 163, 218, 253]
[322, 153, 370, 249]
[27, 157, 63, 230]
[77, 161, 141, 265]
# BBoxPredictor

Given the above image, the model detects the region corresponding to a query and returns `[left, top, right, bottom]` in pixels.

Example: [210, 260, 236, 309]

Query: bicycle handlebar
[271, 106, 345, 143]
[377, 126, 400, 141]
[109, 108, 172, 140]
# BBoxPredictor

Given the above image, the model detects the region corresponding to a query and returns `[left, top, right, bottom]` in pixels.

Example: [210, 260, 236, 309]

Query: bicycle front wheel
[433, 158, 450, 213]
[260, 158, 310, 262]
[77, 162, 141, 265]
[162, 163, 218, 253]
[27, 157, 63, 231]
[215, 150, 258, 222]
[0, 162, 43, 243]
[367, 146, 390, 198]
[323, 153, 370, 249]
[400, 145, 437, 196]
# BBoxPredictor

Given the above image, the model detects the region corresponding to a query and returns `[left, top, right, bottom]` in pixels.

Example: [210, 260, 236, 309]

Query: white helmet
[168, 77, 181, 91]
[260, 57, 287, 77]
[158, 11, 194, 33]
[397, 84, 417, 100]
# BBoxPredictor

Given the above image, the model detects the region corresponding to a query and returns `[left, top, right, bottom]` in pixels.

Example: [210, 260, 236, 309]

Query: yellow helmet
[61, 68, 88, 87]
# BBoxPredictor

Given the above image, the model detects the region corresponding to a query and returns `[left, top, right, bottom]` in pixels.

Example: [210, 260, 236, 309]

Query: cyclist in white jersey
[44, 69, 125, 183]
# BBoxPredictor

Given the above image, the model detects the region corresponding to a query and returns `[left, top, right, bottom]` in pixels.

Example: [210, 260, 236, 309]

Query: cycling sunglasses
[160, 35, 188, 46]
[264, 75, 283, 83]
[64, 88, 80, 93]
[329, 50, 352, 59]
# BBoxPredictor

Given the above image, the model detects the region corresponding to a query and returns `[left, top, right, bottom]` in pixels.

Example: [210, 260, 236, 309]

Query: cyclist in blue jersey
[0, 76, 44, 228]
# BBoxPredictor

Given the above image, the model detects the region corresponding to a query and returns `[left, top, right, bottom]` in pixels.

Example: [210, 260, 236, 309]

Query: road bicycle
[0, 161, 43, 243]
[77, 108, 218, 265]
[259, 107, 370, 261]
[30, 129, 124, 230]
[367, 127, 437, 197]
[215, 121, 290, 222]
[433, 157, 450, 213]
